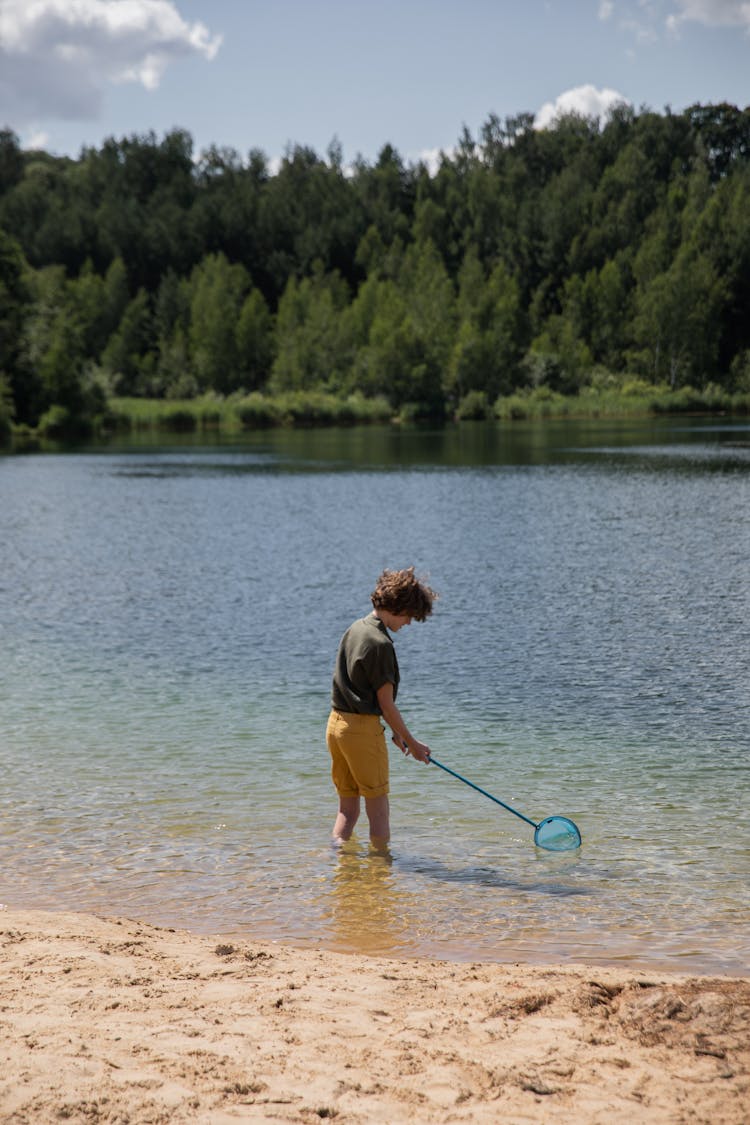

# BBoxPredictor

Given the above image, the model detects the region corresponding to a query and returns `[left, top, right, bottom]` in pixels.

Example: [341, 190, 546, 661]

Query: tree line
[1, 101, 749, 440]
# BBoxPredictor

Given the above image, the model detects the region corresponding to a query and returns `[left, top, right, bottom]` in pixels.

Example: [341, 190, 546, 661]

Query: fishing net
[533, 816, 582, 852]
[419, 751, 584, 853]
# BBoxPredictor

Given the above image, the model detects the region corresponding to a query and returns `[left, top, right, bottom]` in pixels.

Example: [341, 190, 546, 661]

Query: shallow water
[1, 418, 749, 973]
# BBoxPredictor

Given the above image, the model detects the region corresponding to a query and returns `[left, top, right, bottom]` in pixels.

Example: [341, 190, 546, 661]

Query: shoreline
[6, 894, 746, 980]
[1, 909, 748, 1123]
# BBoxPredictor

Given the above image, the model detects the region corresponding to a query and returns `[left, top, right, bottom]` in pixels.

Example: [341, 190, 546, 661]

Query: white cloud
[666, 0, 750, 31]
[534, 84, 630, 130]
[0, 0, 222, 126]
[606, 0, 750, 44]
[413, 146, 449, 175]
[621, 16, 659, 44]
[24, 130, 51, 151]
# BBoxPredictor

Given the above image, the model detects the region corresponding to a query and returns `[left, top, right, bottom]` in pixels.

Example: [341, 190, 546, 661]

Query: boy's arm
[376, 681, 431, 764]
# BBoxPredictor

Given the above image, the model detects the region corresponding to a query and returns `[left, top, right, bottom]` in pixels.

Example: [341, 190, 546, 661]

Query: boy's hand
[392, 734, 431, 764]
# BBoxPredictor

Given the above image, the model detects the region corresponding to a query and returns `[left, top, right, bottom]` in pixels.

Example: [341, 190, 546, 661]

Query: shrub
[276, 391, 387, 427]
[37, 404, 93, 441]
[197, 405, 222, 428]
[97, 406, 132, 435]
[0, 374, 12, 446]
[649, 385, 728, 415]
[162, 407, 197, 432]
[236, 393, 281, 429]
[456, 390, 491, 421]
[621, 377, 654, 397]
[729, 350, 750, 393]
[494, 394, 529, 420]
[396, 400, 447, 424]
[277, 392, 344, 427]
[343, 393, 392, 423]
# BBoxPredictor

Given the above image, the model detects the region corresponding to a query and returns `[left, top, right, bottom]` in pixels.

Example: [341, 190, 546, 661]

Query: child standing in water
[326, 567, 437, 850]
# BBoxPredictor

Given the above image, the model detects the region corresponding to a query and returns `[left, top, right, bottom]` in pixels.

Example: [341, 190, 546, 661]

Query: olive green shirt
[331, 613, 400, 714]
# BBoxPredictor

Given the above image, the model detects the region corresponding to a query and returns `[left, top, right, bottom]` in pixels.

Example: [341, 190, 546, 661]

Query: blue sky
[1, 0, 748, 167]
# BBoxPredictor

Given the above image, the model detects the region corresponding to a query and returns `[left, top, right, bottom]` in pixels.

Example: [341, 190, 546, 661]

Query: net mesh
[534, 816, 582, 851]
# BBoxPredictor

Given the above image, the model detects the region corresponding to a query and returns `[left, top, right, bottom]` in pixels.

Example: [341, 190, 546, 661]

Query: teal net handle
[428, 755, 539, 830]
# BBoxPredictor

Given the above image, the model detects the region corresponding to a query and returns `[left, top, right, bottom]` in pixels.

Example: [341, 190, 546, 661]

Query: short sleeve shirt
[331, 613, 399, 714]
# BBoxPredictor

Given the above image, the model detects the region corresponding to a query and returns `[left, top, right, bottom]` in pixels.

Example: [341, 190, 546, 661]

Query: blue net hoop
[533, 816, 582, 852]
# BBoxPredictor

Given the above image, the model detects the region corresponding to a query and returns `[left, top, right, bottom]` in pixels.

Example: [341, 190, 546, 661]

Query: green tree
[528, 314, 593, 394]
[31, 307, 106, 438]
[0, 128, 24, 194]
[153, 269, 191, 394]
[632, 246, 727, 387]
[687, 102, 750, 181]
[361, 283, 428, 408]
[38, 316, 87, 415]
[0, 372, 13, 443]
[681, 162, 750, 368]
[20, 265, 70, 424]
[397, 238, 456, 409]
[354, 144, 415, 249]
[67, 257, 129, 361]
[84, 129, 198, 289]
[259, 143, 365, 297]
[236, 288, 275, 391]
[187, 252, 252, 393]
[347, 274, 443, 413]
[101, 289, 155, 395]
[0, 230, 33, 422]
[448, 251, 524, 402]
[560, 257, 631, 370]
[2, 106, 750, 414]
[270, 267, 350, 393]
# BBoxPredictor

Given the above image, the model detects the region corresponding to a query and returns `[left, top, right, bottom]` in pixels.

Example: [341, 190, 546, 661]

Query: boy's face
[388, 613, 412, 632]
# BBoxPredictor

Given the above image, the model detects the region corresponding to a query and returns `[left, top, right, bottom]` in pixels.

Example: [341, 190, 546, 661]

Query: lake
[1, 417, 748, 974]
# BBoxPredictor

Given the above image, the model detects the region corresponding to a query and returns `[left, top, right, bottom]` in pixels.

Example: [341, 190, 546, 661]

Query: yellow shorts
[326, 710, 389, 799]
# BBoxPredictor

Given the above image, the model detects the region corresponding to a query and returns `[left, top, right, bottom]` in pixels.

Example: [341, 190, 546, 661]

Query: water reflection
[324, 843, 412, 955]
[66, 415, 750, 472]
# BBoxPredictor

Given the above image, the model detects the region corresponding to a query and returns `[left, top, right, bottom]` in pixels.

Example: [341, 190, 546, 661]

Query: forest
[1, 100, 749, 443]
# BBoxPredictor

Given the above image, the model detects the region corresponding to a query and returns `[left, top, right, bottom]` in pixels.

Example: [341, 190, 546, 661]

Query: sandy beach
[0, 910, 747, 1123]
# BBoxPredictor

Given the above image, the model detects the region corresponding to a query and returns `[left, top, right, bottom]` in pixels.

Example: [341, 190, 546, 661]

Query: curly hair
[370, 567, 437, 622]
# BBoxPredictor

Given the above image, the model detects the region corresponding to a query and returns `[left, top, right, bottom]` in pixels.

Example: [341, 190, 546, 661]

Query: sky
[0, 0, 749, 169]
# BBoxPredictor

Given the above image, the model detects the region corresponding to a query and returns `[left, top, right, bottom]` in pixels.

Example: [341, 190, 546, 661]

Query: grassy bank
[110, 383, 750, 435]
[488, 382, 750, 421]
[105, 390, 394, 435]
[4, 382, 750, 449]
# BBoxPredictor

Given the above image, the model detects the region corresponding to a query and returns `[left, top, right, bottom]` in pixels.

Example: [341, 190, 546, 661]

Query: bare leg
[365, 794, 390, 851]
[333, 796, 360, 843]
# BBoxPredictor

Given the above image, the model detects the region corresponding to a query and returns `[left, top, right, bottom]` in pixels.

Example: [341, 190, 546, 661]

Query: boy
[326, 567, 437, 849]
